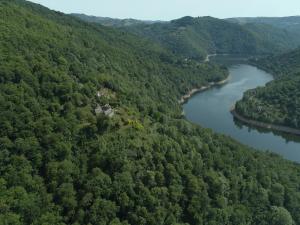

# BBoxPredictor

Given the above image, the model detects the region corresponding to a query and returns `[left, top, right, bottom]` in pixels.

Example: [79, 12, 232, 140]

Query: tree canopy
[0, 0, 300, 225]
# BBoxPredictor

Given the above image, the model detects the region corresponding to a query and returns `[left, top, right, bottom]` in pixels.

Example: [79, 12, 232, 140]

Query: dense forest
[228, 16, 300, 35]
[74, 14, 300, 60]
[71, 14, 160, 28]
[250, 48, 300, 78]
[236, 48, 300, 129]
[235, 76, 300, 129]
[1, 0, 300, 225]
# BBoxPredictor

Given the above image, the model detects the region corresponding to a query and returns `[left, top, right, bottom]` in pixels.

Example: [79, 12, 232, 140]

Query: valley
[1, 1, 300, 225]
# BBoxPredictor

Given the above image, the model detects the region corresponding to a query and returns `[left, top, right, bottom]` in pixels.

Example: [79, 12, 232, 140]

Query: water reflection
[233, 118, 300, 144]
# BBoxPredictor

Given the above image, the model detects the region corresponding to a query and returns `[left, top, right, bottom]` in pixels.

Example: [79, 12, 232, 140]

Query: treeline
[0, 1, 300, 225]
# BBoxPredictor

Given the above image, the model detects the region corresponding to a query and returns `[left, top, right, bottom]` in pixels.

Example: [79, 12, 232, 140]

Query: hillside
[227, 16, 300, 34]
[1, 1, 300, 225]
[236, 49, 300, 129]
[129, 16, 300, 59]
[74, 14, 300, 60]
[236, 76, 300, 129]
[71, 13, 162, 27]
[250, 48, 300, 77]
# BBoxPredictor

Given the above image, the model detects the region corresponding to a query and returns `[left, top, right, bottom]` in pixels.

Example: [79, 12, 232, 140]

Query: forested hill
[74, 14, 300, 60]
[227, 16, 300, 34]
[1, 0, 300, 225]
[250, 47, 300, 78]
[71, 13, 162, 27]
[236, 49, 300, 129]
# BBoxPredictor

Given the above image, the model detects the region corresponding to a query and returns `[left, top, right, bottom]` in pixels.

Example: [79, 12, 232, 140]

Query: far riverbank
[231, 106, 300, 136]
[179, 76, 230, 104]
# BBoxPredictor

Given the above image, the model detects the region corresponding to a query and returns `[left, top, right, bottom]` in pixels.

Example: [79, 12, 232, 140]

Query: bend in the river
[183, 55, 300, 163]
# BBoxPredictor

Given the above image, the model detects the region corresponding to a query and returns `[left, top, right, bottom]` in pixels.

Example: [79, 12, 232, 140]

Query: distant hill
[74, 14, 300, 60]
[71, 13, 164, 27]
[227, 16, 300, 30]
[227, 16, 300, 38]
[128, 16, 300, 59]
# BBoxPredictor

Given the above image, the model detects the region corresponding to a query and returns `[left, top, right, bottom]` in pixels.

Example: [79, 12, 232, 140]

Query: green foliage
[237, 49, 300, 129]
[71, 13, 156, 27]
[126, 16, 296, 60]
[0, 1, 300, 225]
[269, 206, 295, 225]
[250, 47, 300, 78]
[236, 75, 300, 129]
[76, 14, 300, 60]
[228, 16, 300, 36]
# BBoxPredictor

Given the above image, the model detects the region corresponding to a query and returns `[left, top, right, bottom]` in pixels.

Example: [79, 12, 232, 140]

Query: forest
[236, 48, 300, 129]
[0, 0, 300, 225]
[74, 14, 300, 60]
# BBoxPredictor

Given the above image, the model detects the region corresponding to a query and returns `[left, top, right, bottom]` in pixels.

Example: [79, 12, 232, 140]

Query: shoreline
[179, 76, 230, 105]
[231, 106, 300, 136]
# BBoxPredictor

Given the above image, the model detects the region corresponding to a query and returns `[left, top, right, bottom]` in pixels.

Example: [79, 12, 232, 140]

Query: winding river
[183, 55, 300, 163]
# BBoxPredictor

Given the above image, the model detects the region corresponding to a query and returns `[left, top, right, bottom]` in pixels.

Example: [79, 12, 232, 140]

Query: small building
[95, 104, 114, 117]
[95, 104, 103, 114]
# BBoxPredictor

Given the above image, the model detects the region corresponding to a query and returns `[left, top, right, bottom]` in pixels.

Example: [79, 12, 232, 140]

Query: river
[183, 55, 300, 163]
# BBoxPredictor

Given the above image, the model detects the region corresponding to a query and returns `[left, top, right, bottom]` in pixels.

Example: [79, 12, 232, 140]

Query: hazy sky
[28, 0, 300, 20]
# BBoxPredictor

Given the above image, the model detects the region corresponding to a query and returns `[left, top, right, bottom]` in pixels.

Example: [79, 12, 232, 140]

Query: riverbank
[179, 76, 230, 104]
[231, 106, 300, 136]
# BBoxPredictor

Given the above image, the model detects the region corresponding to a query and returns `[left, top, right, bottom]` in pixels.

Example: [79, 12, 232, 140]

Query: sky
[28, 0, 300, 21]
